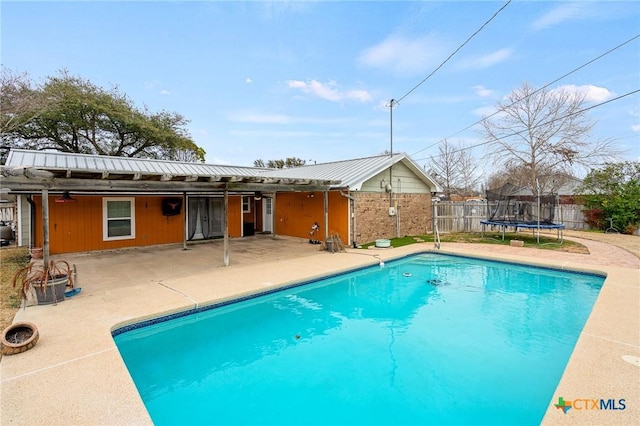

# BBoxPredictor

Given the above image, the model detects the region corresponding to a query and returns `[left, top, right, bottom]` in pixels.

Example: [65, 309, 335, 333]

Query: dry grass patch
[0, 247, 30, 333]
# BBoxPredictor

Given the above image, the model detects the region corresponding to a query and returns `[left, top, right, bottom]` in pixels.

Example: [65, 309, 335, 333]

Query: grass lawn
[0, 247, 31, 334]
[359, 232, 589, 254]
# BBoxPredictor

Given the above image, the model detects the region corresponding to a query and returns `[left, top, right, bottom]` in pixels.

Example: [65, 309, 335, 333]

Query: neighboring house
[1, 149, 440, 259]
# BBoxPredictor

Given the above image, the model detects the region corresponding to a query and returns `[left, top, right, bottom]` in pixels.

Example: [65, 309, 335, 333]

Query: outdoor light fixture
[254, 191, 262, 200]
[55, 191, 76, 203]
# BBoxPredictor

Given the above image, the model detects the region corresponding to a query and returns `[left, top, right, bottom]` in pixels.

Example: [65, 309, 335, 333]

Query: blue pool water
[113, 253, 604, 425]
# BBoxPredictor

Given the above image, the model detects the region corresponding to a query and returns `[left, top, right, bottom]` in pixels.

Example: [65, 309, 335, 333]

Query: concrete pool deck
[1, 234, 638, 425]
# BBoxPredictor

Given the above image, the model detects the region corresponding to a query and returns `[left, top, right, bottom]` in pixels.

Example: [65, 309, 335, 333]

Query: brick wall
[353, 192, 433, 245]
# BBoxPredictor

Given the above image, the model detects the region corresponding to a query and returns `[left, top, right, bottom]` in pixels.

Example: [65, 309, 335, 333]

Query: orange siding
[275, 191, 348, 242]
[33, 195, 184, 254]
[228, 196, 242, 237]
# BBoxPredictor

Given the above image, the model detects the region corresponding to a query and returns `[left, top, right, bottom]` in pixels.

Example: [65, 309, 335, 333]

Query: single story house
[1, 149, 440, 264]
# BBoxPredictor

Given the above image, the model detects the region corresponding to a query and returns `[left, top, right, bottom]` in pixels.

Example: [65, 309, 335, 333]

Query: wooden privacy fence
[434, 201, 588, 233]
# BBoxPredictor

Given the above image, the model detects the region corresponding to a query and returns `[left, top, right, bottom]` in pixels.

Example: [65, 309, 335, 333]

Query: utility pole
[388, 99, 395, 207]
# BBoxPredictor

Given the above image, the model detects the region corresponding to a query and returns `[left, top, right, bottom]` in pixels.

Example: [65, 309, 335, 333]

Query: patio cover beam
[1, 175, 338, 194]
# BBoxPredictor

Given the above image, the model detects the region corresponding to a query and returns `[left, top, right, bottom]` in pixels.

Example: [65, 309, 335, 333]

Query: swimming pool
[113, 252, 604, 425]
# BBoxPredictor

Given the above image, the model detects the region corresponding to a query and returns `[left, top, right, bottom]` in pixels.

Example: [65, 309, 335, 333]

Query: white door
[263, 198, 273, 233]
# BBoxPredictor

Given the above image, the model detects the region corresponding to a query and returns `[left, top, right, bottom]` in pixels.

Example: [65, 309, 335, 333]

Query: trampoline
[480, 220, 564, 242]
[482, 183, 564, 243]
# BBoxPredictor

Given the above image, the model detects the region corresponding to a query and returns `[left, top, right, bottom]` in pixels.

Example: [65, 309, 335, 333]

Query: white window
[103, 197, 135, 241]
[242, 196, 251, 213]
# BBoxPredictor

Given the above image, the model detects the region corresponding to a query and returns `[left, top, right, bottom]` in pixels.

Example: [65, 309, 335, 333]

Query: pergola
[1, 159, 341, 266]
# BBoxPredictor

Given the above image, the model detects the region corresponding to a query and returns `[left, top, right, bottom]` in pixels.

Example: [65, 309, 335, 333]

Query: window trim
[102, 197, 136, 241]
[242, 196, 251, 213]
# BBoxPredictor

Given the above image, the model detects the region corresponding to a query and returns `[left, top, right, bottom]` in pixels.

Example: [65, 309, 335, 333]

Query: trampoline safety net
[485, 183, 558, 224]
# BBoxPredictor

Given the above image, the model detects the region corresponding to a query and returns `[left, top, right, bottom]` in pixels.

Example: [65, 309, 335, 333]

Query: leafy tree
[1, 69, 50, 163]
[481, 83, 619, 196]
[577, 161, 640, 234]
[1, 69, 205, 162]
[428, 139, 480, 199]
[253, 157, 306, 168]
[0, 69, 46, 135]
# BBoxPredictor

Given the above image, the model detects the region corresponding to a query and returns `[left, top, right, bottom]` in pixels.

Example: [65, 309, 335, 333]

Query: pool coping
[1, 239, 638, 425]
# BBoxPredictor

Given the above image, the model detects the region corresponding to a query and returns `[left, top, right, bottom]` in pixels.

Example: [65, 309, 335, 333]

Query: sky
[2, 0, 639, 175]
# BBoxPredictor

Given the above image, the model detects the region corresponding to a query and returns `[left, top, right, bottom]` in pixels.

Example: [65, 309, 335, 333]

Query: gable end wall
[359, 162, 432, 194]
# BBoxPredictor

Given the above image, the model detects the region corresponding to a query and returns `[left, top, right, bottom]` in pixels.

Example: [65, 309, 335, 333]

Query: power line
[392, 0, 512, 107]
[411, 32, 640, 157]
[414, 88, 640, 162]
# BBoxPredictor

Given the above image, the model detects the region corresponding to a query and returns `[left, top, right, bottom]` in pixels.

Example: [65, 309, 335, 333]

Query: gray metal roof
[2, 149, 440, 193]
[5, 149, 269, 177]
[258, 153, 441, 191]
[1, 149, 340, 192]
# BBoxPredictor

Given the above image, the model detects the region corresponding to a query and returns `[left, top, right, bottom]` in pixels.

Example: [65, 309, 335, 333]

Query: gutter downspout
[42, 188, 50, 266]
[340, 189, 357, 248]
[26, 195, 36, 248]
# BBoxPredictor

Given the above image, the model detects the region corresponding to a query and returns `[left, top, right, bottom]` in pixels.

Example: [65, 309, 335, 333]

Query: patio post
[42, 188, 50, 266]
[182, 192, 188, 250]
[223, 187, 229, 266]
[323, 190, 329, 244]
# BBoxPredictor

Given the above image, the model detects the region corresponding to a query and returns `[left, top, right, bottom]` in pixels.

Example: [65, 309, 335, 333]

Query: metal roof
[5, 149, 270, 177]
[258, 153, 441, 191]
[1, 149, 340, 192]
[2, 149, 440, 193]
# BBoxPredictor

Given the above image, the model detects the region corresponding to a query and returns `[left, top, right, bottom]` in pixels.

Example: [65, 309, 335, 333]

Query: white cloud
[206, 156, 231, 165]
[144, 79, 170, 95]
[286, 79, 372, 103]
[630, 109, 640, 132]
[532, 3, 592, 30]
[358, 33, 449, 75]
[473, 85, 495, 98]
[227, 110, 354, 125]
[229, 129, 316, 138]
[456, 48, 512, 70]
[144, 80, 161, 90]
[245, 77, 253, 84]
[551, 84, 613, 103]
[471, 105, 497, 118]
[228, 112, 292, 124]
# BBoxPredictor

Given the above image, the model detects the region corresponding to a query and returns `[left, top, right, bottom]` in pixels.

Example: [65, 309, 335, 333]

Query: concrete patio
[1, 234, 638, 425]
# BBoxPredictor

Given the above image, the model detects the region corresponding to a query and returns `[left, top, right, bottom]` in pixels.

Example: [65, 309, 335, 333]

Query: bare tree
[457, 149, 482, 196]
[484, 164, 572, 194]
[428, 139, 480, 199]
[481, 83, 619, 196]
